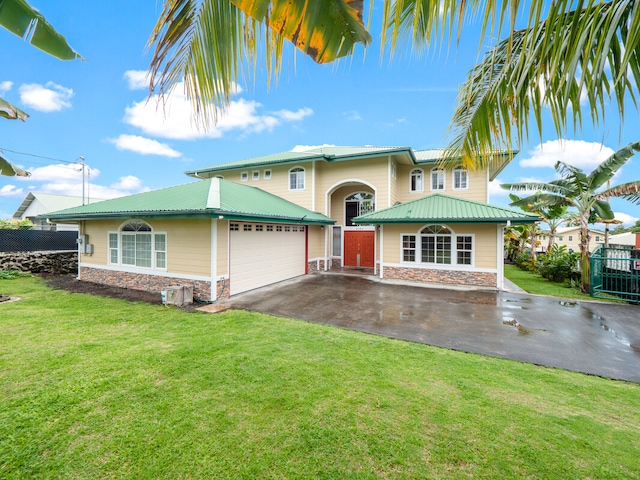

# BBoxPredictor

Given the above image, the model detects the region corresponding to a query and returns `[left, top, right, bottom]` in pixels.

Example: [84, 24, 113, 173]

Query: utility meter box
[161, 285, 193, 306]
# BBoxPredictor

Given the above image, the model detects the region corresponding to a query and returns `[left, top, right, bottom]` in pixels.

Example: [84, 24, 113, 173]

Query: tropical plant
[0, 0, 82, 122]
[0, 218, 34, 229]
[501, 141, 640, 293]
[537, 244, 580, 284]
[147, 1, 640, 168]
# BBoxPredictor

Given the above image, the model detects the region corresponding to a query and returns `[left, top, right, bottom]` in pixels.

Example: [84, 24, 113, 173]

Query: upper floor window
[252, 171, 260, 180]
[241, 172, 248, 182]
[431, 168, 445, 191]
[345, 192, 375, 226]
[109, 221, 166, 270]
[264, 169, 272, 180]
[289, 167, 305, 191]
[453, 166, 468, 190]
[410, 169, 424, 192]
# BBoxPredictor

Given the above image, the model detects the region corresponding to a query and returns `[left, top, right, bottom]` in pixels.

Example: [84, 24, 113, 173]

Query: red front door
[344, 231, 375, 267]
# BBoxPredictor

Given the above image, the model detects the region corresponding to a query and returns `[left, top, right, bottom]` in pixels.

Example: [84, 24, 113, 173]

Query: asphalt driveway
[223, 274, 640, 383]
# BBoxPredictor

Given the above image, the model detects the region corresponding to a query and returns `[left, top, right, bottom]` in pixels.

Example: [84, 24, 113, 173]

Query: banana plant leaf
[0, 96, 28, 121]
[0, 0, 82, 60]
[0, 152, 30, 176]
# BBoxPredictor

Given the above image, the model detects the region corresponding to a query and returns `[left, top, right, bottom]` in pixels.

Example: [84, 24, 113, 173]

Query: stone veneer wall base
[382, 266, 496, 288]
[80, 266, 217, 301]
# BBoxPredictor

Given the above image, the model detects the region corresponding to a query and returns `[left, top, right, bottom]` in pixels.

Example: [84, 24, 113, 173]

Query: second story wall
[395, 164, 488, 203]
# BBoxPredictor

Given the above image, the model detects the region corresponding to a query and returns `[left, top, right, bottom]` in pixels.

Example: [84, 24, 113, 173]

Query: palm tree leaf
[597, 180, 640, 205]
[446, 0, 639, 164]
[0, 152, 30, 177]
[0, 0, 82, 60]
[588, 141, 640, 190]
[0, 96, 28, 121]
[501, 181, 574, 197]
[232, 0, 371, 64]
[592, 199, 614, 220]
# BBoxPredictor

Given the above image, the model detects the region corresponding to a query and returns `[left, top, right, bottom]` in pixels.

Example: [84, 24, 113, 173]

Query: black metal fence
[591, 246, 640, 303]
[0, 230, 78, 252]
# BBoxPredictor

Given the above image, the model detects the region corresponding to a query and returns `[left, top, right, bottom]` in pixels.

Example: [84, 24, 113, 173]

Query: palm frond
[592, 199, 615, 220]
[501, 181, 573, 197]
[596, 180, 640, 205]
[446, 0, 639, 165]
[588, 141, 640, 190]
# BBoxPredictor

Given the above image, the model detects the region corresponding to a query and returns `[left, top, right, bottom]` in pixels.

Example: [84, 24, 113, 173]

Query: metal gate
[590, 246, 640, 303]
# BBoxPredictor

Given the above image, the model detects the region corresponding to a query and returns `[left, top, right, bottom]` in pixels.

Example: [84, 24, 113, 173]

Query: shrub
[514, 252, 537, 272]
[537, 245, 580, 283]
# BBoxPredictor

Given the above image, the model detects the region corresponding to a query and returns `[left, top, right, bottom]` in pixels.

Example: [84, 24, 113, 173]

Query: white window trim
[410, 168, 424, 193]
[399, 225, 475, 267]
[252, 170, 260, 181]
[108, 221, 167, 271]
[264, 169, 272, 180]
[430, 168, 446, 192]
[240, 171, 249, 182]
[452, 166, 469, 191]
[288, 166, 305, 191]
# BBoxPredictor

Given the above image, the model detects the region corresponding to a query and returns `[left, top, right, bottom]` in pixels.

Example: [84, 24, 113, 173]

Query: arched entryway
[325, 181, 376, 270]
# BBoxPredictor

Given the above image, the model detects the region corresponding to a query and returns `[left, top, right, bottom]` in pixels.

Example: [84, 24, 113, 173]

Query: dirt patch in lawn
[43, 274, 164, 305]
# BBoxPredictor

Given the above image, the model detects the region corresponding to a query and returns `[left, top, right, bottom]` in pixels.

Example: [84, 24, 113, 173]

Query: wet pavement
[223, 274, 640, 383]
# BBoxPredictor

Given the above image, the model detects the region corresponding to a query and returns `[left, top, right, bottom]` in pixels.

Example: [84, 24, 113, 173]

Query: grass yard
[1, 275, 640, 479]
[504, 264, 597, 300]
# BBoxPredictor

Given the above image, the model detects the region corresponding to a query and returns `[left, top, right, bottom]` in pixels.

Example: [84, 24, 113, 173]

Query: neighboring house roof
[555, 226, 605, 235]
[42, 178, 334, 225]
[13, 192, 101, 219]
[185, 145, 515, 181]
[353, 194, 539, 225]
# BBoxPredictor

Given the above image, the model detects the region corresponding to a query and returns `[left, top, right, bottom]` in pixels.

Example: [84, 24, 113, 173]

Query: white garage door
[229, 223, 306, 295]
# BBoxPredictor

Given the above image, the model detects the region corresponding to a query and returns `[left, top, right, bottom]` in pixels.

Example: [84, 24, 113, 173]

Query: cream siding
[381, 223, 498, 269]
[217, 219, 229, 277]
[308, 225, 325, 259]
[81, 218, 212, 277]
[395, 164, 488, 203]
[316, 158, 389, 214]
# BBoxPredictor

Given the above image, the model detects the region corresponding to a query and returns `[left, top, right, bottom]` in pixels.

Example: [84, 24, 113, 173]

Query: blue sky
[1, 1, 639, 227]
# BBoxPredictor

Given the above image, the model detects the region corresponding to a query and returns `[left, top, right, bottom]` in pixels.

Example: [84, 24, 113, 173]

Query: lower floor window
[109, 221, 167, 270]
[402, 225, 473, 266]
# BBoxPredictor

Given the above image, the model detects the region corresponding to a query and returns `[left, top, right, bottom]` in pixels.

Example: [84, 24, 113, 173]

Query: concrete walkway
[223, 274, 640, 383]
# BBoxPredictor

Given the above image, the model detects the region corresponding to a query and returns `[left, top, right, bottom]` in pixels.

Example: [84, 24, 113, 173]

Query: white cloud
[109, 134, 182, 158]
[0, 184, 24, 198]
[488, 179, 509, 199]
[0, 81, 13, 95]
[124, 70, 148, 90]
[10, 163, 147, 200]
[607, 212, 638, 228]
[343, 110, 362, 121]
[519, 139, 615, 170]
[19, 82, 73, 112]
[273, 107, 313, 121]
[123, 82, 312, 140]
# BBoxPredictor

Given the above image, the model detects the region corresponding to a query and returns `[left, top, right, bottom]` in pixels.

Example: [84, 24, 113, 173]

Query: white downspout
[211, 219, 217, 301]
[497, 224, 505, 290]
[379, 225, 384, 279]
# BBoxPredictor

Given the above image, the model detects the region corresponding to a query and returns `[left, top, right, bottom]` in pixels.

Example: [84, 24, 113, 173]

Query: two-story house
[44, 146, 537, 301]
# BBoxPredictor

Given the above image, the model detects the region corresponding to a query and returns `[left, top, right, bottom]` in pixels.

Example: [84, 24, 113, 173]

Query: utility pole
[78, 156, 86, 205]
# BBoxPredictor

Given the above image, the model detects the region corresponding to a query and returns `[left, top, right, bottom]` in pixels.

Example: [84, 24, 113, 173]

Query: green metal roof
[353, 194, 539, 225]
[185, 145, 515, 180]
[42, 178, 334, 225]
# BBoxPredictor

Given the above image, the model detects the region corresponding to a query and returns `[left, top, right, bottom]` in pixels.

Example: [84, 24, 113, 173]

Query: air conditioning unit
[161, 285, 193, 306]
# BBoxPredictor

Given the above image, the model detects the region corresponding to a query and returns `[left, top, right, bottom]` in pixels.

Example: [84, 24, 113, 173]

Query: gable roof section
[353, 194, 539, 225]
[185, 146, 515, 180]
[13, 192, 100, 219]
[42, 178, 334, 225]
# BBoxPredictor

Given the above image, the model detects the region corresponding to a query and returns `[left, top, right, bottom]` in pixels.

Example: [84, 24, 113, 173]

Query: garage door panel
[230, 224, 306, 295]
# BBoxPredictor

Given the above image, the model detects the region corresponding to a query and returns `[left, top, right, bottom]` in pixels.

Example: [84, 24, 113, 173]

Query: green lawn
[503, 264, 599, 300]
[1, 275, 640, 479]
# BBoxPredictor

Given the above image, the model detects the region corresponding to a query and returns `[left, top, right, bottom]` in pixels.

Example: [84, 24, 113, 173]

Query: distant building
[13, 193, 103, 231]
[537, 226, 605, 253]
[609, 232, 640, 248]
